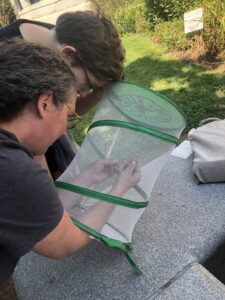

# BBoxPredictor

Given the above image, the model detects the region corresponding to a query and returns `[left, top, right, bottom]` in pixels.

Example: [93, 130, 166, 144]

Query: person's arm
[59, 159, 120, 210]
[32, 161, 141, 259]
[32, 209, 90, 259]
[70, 160, 141, 231]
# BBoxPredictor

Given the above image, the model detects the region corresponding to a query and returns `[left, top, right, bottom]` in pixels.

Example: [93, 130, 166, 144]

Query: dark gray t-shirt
[0, 128, 64, 288]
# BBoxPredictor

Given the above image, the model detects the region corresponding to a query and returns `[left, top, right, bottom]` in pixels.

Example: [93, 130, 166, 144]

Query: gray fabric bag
[188, 118, 225, 183]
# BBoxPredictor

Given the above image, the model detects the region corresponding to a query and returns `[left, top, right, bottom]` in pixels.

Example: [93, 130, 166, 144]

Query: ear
[36, 91, 53, 119]
[59, 45, 76, 64]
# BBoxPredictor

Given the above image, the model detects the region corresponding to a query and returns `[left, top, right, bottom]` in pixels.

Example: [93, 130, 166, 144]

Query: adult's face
[32, 91, 77, 155]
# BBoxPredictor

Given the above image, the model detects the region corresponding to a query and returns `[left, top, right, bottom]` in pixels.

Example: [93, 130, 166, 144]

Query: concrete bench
[152, 262, 225, 300]
[13, 154, 225, 299]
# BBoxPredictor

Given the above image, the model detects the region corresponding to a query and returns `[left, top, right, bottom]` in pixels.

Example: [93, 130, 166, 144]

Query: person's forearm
[76, 201, 115, 231]
[32, 210, 92, 259]
[75, 183, 126, 231]
[58, 175, 94, 210]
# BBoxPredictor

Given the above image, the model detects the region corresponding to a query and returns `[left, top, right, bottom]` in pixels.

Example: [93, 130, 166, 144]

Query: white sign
[184, 8, 203, 34]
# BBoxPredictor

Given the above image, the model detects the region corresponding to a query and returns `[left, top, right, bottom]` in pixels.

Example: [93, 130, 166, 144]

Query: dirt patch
[169, 49, 204, 63]
[168, 49, 225, 74]
[206, 63, 225, 74]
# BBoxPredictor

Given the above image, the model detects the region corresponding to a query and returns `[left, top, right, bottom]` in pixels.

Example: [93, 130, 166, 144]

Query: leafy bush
[96, 0, 225, 61]
[0, 0, 15, 27]
[114, 0, 151, 34]
[114, 3, 136, 34]
[153, 19, 189, 51]
[149, 0, 225, 62]
[95, 0, 151, 34]
[144, 0, 200, 23]
[93, 0, 127, 19]
[132, 0, 151, 33]
[201, 0, 225, 61]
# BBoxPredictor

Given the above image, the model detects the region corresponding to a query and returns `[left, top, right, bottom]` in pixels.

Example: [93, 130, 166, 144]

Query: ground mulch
[168, 50, 225, 74]
[0, 278, 18, 300]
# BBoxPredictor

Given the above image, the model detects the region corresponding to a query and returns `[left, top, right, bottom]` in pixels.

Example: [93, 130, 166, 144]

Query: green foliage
[0, 0, 15, 27]
[153, 19, 189, 51]
[122, 34, 225, 134]
[96, 0, 225, 60]
[94, 0, 127, 18]
[75, 33, 225, 144]
[114, 0, 151, 34]
[144, 0, 201, 23]
[114, 3, 136, 34]
[95, 0, 151, 34]
[146, 0, 225, 62]
[200, 0, 225, 61]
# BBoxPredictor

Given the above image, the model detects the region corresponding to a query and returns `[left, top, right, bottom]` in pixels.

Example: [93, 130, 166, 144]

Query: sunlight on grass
[215, 89, 225, 99]
[74, 33, 225, 143]
[181, 66, 194, 73]
[122, 33, 225, 132]
[152, 78, 190, 92]
[123, 33, 167, 66]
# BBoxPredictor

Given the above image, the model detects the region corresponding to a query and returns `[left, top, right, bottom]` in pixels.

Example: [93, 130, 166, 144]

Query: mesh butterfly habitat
[56, 81, 186, 273]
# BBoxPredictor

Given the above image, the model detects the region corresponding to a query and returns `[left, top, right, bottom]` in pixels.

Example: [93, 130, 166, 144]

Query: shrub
[93, 0, 127, 19]
[95, 0, 151, 34]
[114, 0, 151, 34]
[153, 19, 189, 51]
[0, 0, 15, 27]
[201, 0, 225, 61]
[134, 0, 151, 33]
[114, 3, 136, 34]
[150, 0, 225, 62]
[144, 0, 200, 23]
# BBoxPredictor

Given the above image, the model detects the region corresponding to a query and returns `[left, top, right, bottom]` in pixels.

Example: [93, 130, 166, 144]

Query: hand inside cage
[74, 159, 120, 186]
[58, 159, 141, 213]
[110, 160, 141, 196]
[71, 159, 141, 231]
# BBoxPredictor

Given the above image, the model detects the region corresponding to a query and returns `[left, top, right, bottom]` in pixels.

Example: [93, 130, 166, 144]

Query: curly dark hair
[55, 10, 125, 81]
[0, 38, 76, 122]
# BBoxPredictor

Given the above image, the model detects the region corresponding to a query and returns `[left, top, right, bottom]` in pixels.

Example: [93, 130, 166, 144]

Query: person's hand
[111, 160, 141, 196]
[87, 159, 120, 184]
[73, 159, 119, 187]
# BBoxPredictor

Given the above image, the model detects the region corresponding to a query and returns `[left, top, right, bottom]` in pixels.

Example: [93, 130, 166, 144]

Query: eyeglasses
[64, 103, 81, 129]
[75, 51, 98, 95]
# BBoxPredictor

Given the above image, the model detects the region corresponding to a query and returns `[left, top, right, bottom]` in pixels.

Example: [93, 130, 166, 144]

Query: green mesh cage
[56, 81, 186, 273]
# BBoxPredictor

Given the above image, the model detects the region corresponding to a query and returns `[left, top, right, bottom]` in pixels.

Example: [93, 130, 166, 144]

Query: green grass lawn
[123, 33, 225, 134]
[73, 33, 225, 143]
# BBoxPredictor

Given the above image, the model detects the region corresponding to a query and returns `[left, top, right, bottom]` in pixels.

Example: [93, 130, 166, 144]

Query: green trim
[71, 218, 141, 274]
[88, 120, 179, 145]
[116, 80, 187, 123]
[55, 181, 148, 209]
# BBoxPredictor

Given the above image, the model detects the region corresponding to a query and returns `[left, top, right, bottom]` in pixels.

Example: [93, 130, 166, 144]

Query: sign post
[184, 8, 203, 34]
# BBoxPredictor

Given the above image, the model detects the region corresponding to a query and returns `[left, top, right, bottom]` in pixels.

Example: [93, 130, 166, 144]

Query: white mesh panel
[57, 82, 186, 244]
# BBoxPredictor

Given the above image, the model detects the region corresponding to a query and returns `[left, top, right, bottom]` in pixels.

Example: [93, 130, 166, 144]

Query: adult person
[0, 39, 140, 289]
[0, 9, 125, 178]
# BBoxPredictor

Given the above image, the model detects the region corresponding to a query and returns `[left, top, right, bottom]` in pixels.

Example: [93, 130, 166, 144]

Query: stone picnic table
[13, 153, 225, 299]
